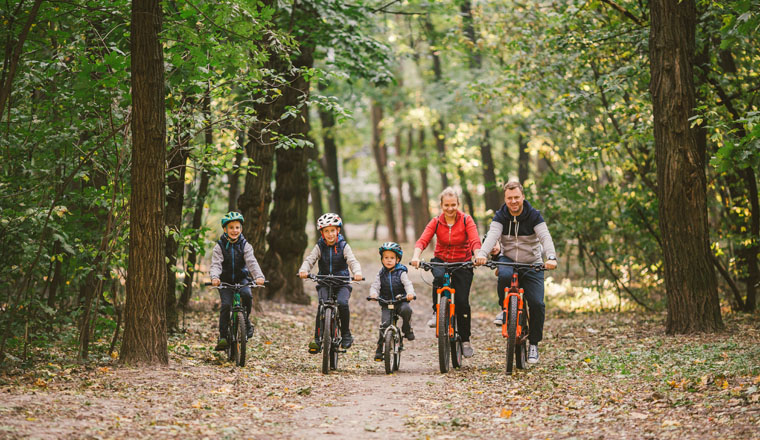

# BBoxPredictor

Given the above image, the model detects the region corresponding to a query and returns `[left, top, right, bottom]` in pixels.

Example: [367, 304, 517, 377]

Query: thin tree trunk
[122, 0, 168, 365]
[518, 132, 529, 184]
[309, 170, 324, 239]
[0, 0, 43, 118]
[180, 166, 211, 308]
[394, 129, 408, 243]
[649, 0, 722, 333]
[371, 101, 398, 242]
[406, 129, 424, 239]
[481, 129, 501, 213]
[418, 129, 431, 222]
[318, 82, 343, 216]
[227, 131, 245, 212]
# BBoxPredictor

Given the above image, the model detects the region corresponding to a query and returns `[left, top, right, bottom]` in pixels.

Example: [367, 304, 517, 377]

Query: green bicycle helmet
[379, 242, 403, 259]
[221, 211, 245, 228]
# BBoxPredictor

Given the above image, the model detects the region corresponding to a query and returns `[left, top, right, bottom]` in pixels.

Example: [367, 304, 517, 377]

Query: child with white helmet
[298, 213, 363, 352]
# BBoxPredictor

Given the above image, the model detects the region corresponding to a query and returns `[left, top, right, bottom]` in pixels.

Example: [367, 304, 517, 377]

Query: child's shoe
[341, 333, 354, 349]
[308, 339, 321, 354]
[374, 344, 384, 361]
[404, 329, 415, 341]
[246, 324, 254, 339]
[214, 338, 228, 351]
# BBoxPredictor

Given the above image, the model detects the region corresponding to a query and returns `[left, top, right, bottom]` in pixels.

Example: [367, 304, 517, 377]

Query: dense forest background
[1, 0, 758, 365]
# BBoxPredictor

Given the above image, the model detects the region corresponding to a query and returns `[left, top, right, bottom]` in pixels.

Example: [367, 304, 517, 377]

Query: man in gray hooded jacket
[475, 180, 557, 364]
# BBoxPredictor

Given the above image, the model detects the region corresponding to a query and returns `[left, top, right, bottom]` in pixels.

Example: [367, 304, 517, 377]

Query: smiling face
[441, 195, 459, 219]
[321, 225, 340, 245]
[504, 188, 525, 216]
[224, 220, 242, 240]
[381, 250, 399, 269]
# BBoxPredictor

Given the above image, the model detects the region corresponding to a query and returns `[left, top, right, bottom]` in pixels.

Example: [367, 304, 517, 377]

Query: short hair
[503, 180, 524, 195]
[438, 187, 461, 205]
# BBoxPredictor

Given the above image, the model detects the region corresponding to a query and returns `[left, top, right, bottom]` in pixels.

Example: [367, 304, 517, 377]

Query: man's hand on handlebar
[545, 259, 557, 270]
[211, 278, 220, 286]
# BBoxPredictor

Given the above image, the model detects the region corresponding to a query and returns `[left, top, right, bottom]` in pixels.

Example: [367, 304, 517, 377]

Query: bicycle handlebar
[482, 261, 546, 271]
[304, 274, 364, 286]
[204, 281, 269, 289]
[366, 294, 415, 304]
[418, 260, 474, 272]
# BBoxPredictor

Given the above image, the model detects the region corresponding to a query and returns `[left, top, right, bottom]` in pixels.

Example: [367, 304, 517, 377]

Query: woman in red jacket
[410, 187, 482, 358]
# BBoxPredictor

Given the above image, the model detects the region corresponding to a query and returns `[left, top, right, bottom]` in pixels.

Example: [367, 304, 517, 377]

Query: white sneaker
[427, 312, 436, 328]
[462, 341, 474, 358]
[493, 311, 505, 326]
[528, 344, 539, 364]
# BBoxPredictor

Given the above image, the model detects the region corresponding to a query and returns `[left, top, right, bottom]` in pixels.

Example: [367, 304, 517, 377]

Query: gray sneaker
[493, 311, 505, 326]
[462, 341, 474, 358]
[427, 312, 436, 328]
[528, 344, 539, 364]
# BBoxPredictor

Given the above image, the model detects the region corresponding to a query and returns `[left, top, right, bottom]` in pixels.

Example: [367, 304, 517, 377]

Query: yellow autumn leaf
[111, 351, 119, 359]
[34, 378, 46, 387]
[192, 401, 202, 408]
[499, 408, 512, 418]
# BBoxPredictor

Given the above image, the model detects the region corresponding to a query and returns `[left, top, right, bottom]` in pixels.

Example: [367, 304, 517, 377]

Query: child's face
[224, 221, 242, 239]
[381, 251, 399, 269]
[321, 226, 339, 244]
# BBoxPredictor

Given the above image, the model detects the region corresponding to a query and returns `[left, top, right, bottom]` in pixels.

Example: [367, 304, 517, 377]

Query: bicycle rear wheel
[451, 334, 463, 369]
[506, 295, 518, 375]
[438, 297, 451, 373]
[384, 330, 395, 374]
[236, 311, 247, 367]
[321, 308, 332, 375]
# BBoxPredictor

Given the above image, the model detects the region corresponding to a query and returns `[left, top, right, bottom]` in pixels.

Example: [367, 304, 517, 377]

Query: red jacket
[415, 210, 481, 262]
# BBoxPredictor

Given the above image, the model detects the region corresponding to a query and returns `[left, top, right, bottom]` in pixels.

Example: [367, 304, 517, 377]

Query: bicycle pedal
[336, 348, 347, 353]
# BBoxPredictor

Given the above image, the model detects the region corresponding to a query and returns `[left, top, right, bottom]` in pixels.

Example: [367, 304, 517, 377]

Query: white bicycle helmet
[317, 212, 343, 230]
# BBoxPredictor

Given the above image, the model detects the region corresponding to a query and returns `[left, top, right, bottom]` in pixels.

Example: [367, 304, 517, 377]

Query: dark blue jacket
[379, 264, 409, 301]
[317, 234, 349, 277]
[493, 200, 545, 237]
[218, 234, 251, 284]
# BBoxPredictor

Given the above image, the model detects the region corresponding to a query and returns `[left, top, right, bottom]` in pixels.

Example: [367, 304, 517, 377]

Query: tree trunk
[263, 47, 314, 304]
[394, 129, 408, 243]
[432, 119, 449, 189]
[518, 132, 529, 184]
[371, 101, 398, 242]
[418, 129, 431, 222]
[309, 168, 325, 239]
[481, 129, 501, 214]
[227, 131, 245, 212]
[180, 166, 211, 309]
[0, 0, 43, 118]
[406, 129, 424, 239]
[318, 82, 343, 217]
[164, 126, 190, 334]
[122, 0, 168, 365]
[649, 0, 722, 333]
[458, 168, 475, 219]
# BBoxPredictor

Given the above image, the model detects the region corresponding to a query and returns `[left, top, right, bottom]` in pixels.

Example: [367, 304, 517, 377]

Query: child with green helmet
[209, 211, 266, 351]
[368, 242, 416, 361]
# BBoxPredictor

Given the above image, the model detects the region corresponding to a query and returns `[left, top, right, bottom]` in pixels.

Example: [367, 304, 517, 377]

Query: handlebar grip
[204, 282, 213, 286]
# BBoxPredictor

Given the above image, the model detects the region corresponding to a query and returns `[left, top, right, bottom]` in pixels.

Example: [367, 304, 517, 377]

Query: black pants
[495, 255, 545, 345]
[430, 257, 474, 342]
[219, 287, 252, 338]
[377, 302, 413, 344]
[314, 285, 352, 338]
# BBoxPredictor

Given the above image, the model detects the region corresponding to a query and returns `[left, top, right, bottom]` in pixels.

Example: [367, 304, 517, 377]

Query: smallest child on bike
[209, 211, 266, 351]
[368, 242, 416, 362]
[298, 213, 363, 352]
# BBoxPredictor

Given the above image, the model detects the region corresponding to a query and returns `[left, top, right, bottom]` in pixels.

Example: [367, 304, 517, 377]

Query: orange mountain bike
[484, 261, 545, 375]
[419, 261, 473, 373]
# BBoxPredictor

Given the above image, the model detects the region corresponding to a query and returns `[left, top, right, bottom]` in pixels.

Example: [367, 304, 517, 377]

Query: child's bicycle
[367, 294, 406, 374]
[483, 261, 545, 375]
[419, 261, 473, 373]
[205, 280, 267, 367]
[306, 274, 363, 374]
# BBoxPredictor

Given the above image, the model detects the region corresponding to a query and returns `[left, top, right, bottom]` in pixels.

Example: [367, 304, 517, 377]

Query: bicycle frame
[206, 280, 267, 367]
[502, 273, 526, 341]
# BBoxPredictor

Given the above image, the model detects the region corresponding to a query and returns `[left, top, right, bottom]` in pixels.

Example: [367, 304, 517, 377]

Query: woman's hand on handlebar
[409, 258, 420, 269]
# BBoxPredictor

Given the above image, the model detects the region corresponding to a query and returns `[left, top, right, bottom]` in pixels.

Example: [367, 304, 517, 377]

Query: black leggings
[429, 257, 474, 342]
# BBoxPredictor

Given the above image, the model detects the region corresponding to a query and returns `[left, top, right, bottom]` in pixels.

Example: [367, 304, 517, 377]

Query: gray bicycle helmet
[379, 242, 403, 259]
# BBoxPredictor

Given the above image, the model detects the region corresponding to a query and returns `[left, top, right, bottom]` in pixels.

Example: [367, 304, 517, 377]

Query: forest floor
[1, 246, 759, 439]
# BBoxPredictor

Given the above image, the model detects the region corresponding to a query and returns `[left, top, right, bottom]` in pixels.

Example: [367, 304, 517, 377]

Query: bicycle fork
[502, 273, 525, 340]
[435, 286, 456, 338]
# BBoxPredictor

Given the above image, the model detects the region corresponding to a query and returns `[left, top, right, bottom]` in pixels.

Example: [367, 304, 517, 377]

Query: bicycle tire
[515, 306, 528, 370]
[384, 330, 395, 374]
[236, 311, 246, 367]
[321, 308, 332, 375]
[227, 314, 237, 362]
[438, 297, 451, 373]
[506, 295, 519, 375]
[330, 319, 339, 371]
[394, 334, 401, 371]
[451, 334, 463, 369]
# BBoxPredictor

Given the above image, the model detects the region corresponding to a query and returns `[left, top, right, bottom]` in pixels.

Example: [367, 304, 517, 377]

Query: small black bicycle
[367, 294, 406, 374]
[306, 274, 362, 374]
[206, 281, 267, 367]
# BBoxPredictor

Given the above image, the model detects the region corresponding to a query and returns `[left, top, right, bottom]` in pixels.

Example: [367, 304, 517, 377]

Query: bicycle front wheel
[384, 330, 395, 374]
[236, 311, 247, 367]
[438, 297, 451, 373]
[322, 308, 332, 374]
[506, 295, 519, 375]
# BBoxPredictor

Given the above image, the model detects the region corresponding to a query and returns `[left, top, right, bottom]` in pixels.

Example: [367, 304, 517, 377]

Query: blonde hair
[503, 180, 524, 195]
[438, 187, 461, 205]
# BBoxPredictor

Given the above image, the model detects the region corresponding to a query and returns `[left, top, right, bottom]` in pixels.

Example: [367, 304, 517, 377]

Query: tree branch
[599, 0, 645, 27]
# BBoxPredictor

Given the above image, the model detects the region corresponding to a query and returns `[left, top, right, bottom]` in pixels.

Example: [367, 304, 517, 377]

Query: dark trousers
[495, 255, 545, 345]
[377, 302, 413, 344]
[430, 257, 474, 342]
[219, 287, 252, 338]
[314, 285, 352, 338]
